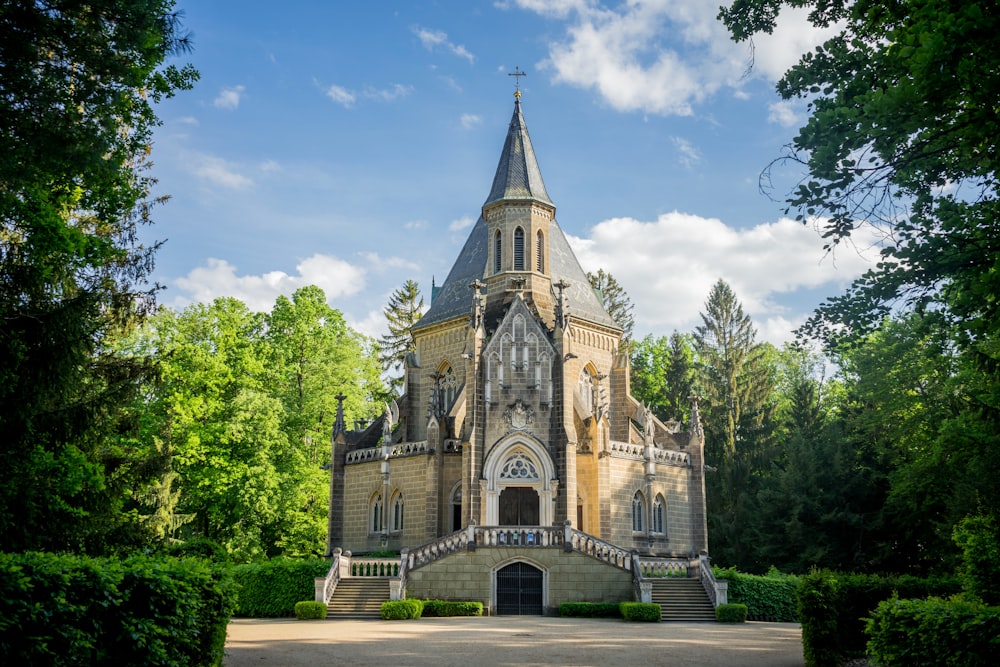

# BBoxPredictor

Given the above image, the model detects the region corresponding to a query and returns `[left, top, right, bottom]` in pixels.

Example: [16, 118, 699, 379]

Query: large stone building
[322, 93, 717, 615]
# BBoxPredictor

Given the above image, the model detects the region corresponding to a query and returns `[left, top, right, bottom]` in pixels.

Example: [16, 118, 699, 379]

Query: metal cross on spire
[508, 66, 527, 98]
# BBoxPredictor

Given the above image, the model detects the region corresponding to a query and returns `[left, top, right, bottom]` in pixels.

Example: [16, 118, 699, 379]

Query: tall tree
[379, 280, 424, 395]
[631, 332, 695, 425]
[0, 1, 197, 553]
[588, 269, 635, 343]
[694, 279, 777, 568]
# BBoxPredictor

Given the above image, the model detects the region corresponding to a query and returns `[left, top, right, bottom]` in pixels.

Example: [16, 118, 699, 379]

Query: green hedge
[294, 601, 327, 620]
[620, 602, 661, 622]
[797, 570, 963, 667]
[866, 596, 1000, 666]
[716, 603, 748, 623]
[420, 600, 483, 617]
[0, 551, 235, 667]
[714, 566, 799, 621]
[559, 602, 623, 618]
[381, 600, 423, 619]
[231, 557, 331, 617]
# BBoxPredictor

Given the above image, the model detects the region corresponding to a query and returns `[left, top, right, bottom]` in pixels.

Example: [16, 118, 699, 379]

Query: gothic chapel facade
[325, 95, 714, 613]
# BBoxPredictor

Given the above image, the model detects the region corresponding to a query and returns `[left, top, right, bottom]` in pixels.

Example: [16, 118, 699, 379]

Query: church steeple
[484, 98, 553, 208]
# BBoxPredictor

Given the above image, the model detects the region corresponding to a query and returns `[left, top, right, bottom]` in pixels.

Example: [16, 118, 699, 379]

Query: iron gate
[496, 562, 543, 615]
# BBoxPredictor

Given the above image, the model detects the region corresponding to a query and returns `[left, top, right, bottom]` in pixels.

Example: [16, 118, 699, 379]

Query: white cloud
[567, 212, 882, 345]
[191, 154, 253, 189]
[358, 252, 421, 274]
[672, 136, 701, 168]
[768, 99, 805, 127]
[404, 220, 428, 231]
[325, 84, 356, 108]
[460, 113, 482, 129]
[213, 85, 245, 110]
[412, 26, 475, 63]
[449, 216, 475, 232]
[347, 308, 387, 339]
[508, 0, 840, 116]
[171, 255, 366, 313]
[363, 83, 414, 102]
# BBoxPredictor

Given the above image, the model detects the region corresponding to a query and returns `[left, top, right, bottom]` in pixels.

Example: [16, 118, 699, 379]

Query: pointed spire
[484, 98, 552, 207]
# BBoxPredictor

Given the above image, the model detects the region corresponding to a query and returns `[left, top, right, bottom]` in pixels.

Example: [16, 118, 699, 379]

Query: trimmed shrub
[714, 566, 799, 621]
[231, 557, 331, 617]
[866, 596, 1000, 667]
[294, 601, 327, 620]
[620, 602, 661, 622]
[421, 600, 483, 617]
[165, 537, 230, 564]
[715, 603, 748, 623]
[381, 600, 423, 619]
[0, 551, 235, 667]
[559, 602, 623, 618]
[953, 514, 1000, 605]
[798, 569, 843, 667]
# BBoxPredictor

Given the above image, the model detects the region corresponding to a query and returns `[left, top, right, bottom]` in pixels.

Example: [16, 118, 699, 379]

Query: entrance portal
[496, 562, 543, 615]
[498, 487, 539, 526]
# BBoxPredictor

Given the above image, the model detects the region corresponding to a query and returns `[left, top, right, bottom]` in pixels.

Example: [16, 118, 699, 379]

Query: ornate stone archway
[481, 435, 557, 526]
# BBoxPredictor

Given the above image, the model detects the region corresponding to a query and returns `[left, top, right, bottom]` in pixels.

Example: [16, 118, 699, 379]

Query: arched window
[652, 495, 665, 534]
[579, 367, 595, 414]
[494, 229, 502, 274]
[440, 366, 456, 411]
[370, 493, 383, 533]
[391, 492, 404, 532]
[450, 484, 463, 532]
[513, 227, 525, 270]
[536, 230, 544, 272]
[632, 492, 645, 532]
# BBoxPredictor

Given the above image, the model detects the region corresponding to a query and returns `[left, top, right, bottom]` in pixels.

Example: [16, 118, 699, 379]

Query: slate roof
[484, 99, 553, 207]
[413, 99, 619, 334]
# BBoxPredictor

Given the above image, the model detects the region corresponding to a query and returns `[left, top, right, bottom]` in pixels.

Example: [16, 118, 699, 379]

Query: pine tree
[379, 280, 424, 395]
[587, 269, 635, 344]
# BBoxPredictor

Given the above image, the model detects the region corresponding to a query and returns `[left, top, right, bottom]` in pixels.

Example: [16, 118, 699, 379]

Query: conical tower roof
[483, 98, 553, 207]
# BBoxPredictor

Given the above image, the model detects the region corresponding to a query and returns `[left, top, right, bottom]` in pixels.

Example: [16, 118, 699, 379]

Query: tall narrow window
[513, 227, 525, 270]
[494, 230, 502, 274]
[371, 493, 383, 533]
[391, 493, 404, 532]
[652, 495, 665, 534]
[536, 231, 544, 272]
[632, 492, 645, 532]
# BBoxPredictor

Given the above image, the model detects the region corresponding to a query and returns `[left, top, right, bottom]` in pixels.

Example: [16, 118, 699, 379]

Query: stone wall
[405, 547, 633, 614]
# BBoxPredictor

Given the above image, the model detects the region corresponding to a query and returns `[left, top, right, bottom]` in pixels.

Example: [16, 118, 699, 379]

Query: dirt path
[224, 617, 805, 666]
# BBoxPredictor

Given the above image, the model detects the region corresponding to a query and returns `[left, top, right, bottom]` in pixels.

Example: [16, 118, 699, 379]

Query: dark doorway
[499, 487, 539, 525]
[496, 562, 543, 615]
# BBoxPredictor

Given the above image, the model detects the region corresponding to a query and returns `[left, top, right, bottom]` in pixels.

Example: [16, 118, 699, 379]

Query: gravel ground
[224, 616, 805, 667]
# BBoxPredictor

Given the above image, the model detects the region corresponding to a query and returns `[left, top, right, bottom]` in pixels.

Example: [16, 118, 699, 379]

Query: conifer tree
[587, 269, 635, 344]
[379, 280, 424, 395]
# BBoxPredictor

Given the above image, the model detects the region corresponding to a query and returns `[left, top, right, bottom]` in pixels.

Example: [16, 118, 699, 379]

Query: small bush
[620, 602, 661, 622]
[381, 600, 423, 620]
[953, 514, 1000, 605]
[420, 600, 483, 617]
[559, 602, 623, 618]
[716, 603, 748, 623]
[294, 601, 327, 620]
[231, 558, 331, 617]
[866, 595, 1000, 666]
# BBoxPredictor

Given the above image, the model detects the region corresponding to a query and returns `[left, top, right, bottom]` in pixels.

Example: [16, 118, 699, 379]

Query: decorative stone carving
[503, 399, 534, 430]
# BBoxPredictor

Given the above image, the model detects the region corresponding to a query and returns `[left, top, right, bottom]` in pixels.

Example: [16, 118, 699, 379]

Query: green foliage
[419, 600, 483, 617]
[630, 332, 695, 424]
[165, 538, 231, 564]
[230, 558, 331, 617]
[380, 600, 423, 620]
[0, 551, 234, 667]
[378, 279, 424, 395]
[587, 269, 635, 344]
[953, 514, 1000, 605]
[866, 596, 1000, 667]
[714, 567, 799, 621]
[558, 602, 623, 618]
[0, 0, 197, 555]
[620, 602, 661, 622]
[715, 604, 748, 623]
[294, 601, 327, 620]
[797, 569, 963, 667]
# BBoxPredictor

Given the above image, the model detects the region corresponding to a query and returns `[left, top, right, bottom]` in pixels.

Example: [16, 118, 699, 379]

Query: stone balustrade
[635, 556, 690, 578]
[607, 441, 690, 467]
[345, 441, 429, 465]
[314, 549, 343, 604]
[568, 529, 633, 571]
[350, 557, 400, 577]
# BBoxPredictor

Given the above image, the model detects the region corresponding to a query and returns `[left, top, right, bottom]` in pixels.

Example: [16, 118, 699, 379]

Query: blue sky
[147, 0, 874, 345]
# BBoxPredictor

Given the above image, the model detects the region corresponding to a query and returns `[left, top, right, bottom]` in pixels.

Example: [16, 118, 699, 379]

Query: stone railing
[350, 557, 400, 577]
[607, 441, 690, 467]
[699, 553, 727, 607]
[405, 530, 470, 570]
[346, 441, 429, 464]
[635, 556, 690, 578]
[314, 549, 344, 604]
[475, 525, 564, 548]
[566, 526, 633, 571]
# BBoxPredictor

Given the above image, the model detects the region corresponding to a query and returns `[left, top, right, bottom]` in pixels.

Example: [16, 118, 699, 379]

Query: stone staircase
[650, 578, 717, 621]
[326, 578, 390, 619]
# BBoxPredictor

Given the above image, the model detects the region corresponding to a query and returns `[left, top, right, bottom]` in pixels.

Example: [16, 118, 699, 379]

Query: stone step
[326, 578, 391, 619]
[649, 579, 717, 622]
